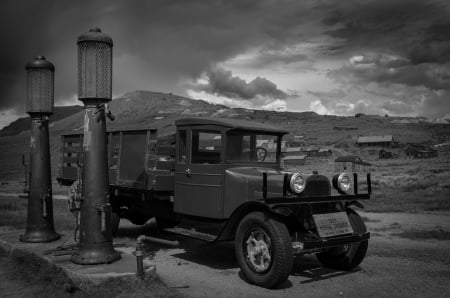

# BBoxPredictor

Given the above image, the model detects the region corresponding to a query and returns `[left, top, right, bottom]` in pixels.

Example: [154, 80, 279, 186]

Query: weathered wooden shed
[282, 155, 307, 167]
[404, 144, 438, 158]
[318, 148, 332, 157]
[335, 155, 372, 172]
[357, 135, 397, 148]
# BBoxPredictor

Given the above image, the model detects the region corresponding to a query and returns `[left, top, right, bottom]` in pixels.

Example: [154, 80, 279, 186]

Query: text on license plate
[312, 212, 353, 238]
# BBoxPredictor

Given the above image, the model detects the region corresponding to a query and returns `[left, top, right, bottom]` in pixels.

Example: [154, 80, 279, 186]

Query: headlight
[333, 173, 351, 193]
[290, 173, 305, 194]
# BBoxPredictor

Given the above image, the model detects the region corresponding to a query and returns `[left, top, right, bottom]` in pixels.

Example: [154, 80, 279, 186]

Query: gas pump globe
[77, 27, 112, 101]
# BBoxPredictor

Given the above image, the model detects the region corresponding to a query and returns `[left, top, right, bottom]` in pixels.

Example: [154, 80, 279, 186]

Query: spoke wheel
[245, 228, 272, 273]
[235, 212, 293, 288]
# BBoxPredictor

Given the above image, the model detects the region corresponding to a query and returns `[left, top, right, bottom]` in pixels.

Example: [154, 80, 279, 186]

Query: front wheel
[316, 209, 368, 270]
[235, 212, 293, 289]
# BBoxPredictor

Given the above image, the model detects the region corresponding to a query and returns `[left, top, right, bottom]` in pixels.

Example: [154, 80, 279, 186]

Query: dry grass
[0, 196, 75, 232]
[288, 147, 450, 212]
[393, 228, 450, 240]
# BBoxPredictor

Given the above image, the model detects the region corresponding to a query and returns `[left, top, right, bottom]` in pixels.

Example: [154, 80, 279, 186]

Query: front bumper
[303, 232, 370, 250]
[265, 193, 370, 205]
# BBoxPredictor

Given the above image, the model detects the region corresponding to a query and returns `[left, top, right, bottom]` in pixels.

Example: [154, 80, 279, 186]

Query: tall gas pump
[20, 56, 60, 243]
[71, 27, 120, 264]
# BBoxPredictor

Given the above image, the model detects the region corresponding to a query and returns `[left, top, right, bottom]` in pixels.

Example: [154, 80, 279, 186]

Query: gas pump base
[71, 243, 121, 265]
[19, 229, 60, 243]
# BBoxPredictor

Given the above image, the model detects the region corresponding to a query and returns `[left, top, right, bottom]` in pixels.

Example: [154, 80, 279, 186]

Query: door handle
[185, 168, 191, 176]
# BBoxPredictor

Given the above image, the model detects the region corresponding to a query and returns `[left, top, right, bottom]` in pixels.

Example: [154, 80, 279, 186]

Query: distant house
[304, 146, 320, 157]
[335, 155, 372, 172]
[283, 155, 307, 167]
[318, 148, 333, 157]
[357, 135, 397, 148]
[404, 144, 438, 158]
[379, 149, 393, 159]
[285, 147, 303, 157]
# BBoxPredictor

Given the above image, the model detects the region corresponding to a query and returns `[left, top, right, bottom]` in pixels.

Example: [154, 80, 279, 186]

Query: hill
[0, 90, 449, 182]
[0, 106, 83, 137]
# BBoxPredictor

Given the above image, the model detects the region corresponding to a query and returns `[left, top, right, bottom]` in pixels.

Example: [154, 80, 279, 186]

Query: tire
[235, 212, 293, 289]
[111, 210, 120, 237]
[316, 209, 368, 270]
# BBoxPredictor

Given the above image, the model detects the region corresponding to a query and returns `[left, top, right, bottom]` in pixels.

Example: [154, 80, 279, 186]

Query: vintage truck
[58, 117, 371, 288]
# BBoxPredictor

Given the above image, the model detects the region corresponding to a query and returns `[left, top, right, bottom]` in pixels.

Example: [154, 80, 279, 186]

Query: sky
[1, 0, 450, 128]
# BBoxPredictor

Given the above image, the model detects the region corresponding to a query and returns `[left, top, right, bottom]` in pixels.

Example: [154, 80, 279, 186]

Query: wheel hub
[245, 229, 272, 272]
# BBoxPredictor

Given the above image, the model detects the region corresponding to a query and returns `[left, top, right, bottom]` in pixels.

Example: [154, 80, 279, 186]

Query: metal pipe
[136, 242, 145, 279]
[135, 235, 179, 279]
[137, 235, 180, 247]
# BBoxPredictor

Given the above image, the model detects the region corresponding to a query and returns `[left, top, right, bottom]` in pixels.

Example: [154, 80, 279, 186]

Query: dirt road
[1, 208, 449, 297]
[123, 211, 450, 298]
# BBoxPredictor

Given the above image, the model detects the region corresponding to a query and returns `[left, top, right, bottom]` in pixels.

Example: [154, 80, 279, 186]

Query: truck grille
[302, 176, 331, 196]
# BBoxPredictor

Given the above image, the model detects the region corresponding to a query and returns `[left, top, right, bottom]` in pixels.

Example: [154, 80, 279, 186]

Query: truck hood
[223, 166, 332, 216]
[224, 167, 286, 203]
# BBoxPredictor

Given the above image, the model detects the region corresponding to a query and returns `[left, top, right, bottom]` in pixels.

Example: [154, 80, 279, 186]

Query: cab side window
[178, 130, 187, 163]
[191, 130, 221, 164]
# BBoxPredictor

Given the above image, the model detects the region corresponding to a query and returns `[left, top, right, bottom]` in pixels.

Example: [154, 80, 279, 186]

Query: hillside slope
[0, 106, 83, 137]
[0, 90, 449, 181]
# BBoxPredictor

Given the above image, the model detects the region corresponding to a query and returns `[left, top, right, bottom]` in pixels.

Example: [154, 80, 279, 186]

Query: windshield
[226, 131, 280, 163]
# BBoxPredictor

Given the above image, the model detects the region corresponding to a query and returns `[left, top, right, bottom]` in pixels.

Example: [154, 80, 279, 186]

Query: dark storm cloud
[322, 0, 450, 58]
[196, 67, 287, 100]
[2, 0, 449, 118]
[330, 54, 450, 91]
[320, 0, 450, 117]
[0, 0, 320, 113]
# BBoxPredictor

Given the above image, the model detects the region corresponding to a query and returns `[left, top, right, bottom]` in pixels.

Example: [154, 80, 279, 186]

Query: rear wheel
[316, 209, 368, 270]
[235, 212, 293, 288]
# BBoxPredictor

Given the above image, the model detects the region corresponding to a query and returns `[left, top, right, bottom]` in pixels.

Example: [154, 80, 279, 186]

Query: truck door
[174, 128, 224, 218]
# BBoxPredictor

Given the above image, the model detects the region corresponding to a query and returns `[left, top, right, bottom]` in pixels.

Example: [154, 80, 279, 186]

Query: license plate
[312, 212, 353, 238]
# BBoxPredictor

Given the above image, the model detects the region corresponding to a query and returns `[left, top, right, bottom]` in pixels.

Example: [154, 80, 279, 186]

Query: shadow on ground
[292, 255, 361, 284]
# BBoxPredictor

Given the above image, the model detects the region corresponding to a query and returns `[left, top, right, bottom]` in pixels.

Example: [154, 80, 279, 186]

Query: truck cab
[173, 117, 285, 219]
[58, 117, 372, 288]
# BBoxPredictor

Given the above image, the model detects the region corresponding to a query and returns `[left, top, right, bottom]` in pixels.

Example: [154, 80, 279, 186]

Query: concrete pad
[0, 229, 155, 291]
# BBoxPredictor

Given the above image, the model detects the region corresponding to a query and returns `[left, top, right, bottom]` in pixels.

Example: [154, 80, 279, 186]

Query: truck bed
[58, 129, 176, 192]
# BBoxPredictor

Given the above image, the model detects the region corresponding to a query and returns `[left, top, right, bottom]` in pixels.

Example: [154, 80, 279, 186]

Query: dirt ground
[1, 193, 449, 297]
[112, 211, 450, 298]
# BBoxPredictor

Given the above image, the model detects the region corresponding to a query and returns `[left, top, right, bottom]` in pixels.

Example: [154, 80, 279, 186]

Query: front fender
[217, 201, 289, 241]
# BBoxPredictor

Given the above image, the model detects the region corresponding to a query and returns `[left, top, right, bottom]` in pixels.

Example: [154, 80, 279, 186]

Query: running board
[164, 227, 217, 242]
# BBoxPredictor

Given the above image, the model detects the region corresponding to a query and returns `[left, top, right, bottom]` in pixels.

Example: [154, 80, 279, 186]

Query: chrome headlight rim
[335, 172, 351, 193]
[289, 173, 305, 194]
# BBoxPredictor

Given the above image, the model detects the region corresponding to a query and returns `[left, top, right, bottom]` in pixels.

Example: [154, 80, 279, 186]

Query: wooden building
[283, 155, 307, 167]
[335, 155, 372, 172]
[357, 135, 397, 148]
[404, 144, 438, 158]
